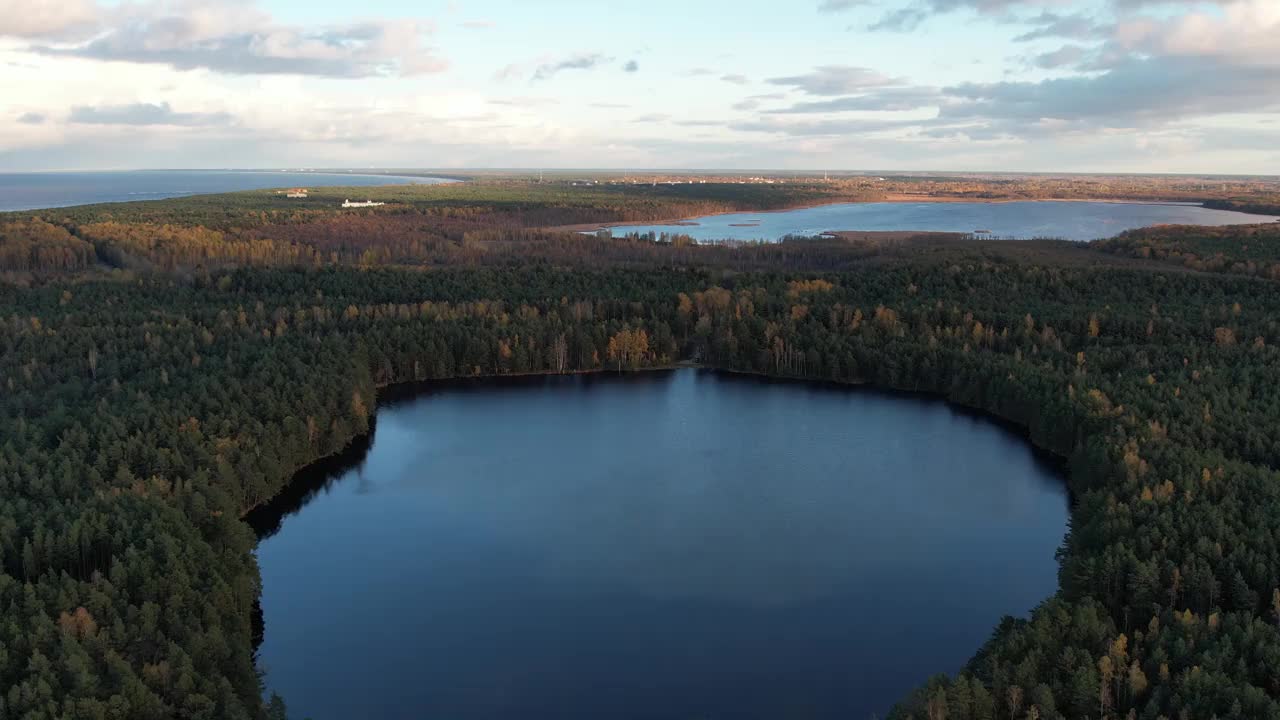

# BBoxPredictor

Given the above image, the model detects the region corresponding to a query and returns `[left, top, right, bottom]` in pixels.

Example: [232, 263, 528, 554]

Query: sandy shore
[544, 201, 842, 233]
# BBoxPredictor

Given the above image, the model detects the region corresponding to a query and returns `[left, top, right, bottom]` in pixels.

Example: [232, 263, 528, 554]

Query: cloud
[867, 7, 930, 31]
[866, 0, 1074, 28]
[732, 93, 786, 112]
[866, 0, 1249, 35]
[767, 65, 899, 95]
[17, 1, 446, 78]
[941, 56, 1280, 131]
[817, 0, 868, 11]
[624, 59, 639, 72]
[912, 0, 1047, 12]
[65, 102, 231, 128]
[1013, 12, 1106, 42]
[461, 20, 495, 29]
[533, 53, 611, 80]
[838, 0, 1280, 142]
[1031, 44, 1090, 69]
[1110, 0, 1243, 8]
[767, 87, 942, 113]
[3, 0, 1276, 173]
[68, 101, 233, 126]
[0, 0, 100, 39]
[721, 74, 749, 85]
[1109, 0, 1280, 68]
[730, 116, 924, 136]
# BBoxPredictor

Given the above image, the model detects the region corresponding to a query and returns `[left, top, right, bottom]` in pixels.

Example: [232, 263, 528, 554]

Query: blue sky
[1, 0, 1277, 172]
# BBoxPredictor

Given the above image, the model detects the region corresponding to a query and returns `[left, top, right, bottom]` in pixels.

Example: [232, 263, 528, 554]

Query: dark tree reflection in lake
[251, 369, 1068, 720]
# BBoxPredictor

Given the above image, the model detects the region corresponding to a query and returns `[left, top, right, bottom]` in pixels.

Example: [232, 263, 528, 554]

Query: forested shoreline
[2, 179, 1277, 281]
[2, 185, 1280, 719]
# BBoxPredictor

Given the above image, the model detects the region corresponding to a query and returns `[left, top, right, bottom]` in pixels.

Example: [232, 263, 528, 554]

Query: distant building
[342, 199, 385, 208]
[286, 188, 308, 198]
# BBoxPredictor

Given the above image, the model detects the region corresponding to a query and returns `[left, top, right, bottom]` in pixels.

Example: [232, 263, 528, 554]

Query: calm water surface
[607, 200, 1277, 242]
[0, 170, 452, 211]
[251, 370, 1068, 720]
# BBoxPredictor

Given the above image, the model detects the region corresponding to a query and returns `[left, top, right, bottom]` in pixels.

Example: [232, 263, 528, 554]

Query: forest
[1097, 223, 1280, 280]
[1, 183, 1280, 719]
[2, 177, 1278, 281]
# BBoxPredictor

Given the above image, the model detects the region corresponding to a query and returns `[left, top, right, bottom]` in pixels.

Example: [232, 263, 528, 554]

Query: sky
[1, 0, 1278, 173]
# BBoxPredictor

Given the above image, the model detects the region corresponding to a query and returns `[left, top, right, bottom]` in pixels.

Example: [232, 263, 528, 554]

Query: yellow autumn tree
[58, 607, 97, 639]
[606, 327, 649, 370]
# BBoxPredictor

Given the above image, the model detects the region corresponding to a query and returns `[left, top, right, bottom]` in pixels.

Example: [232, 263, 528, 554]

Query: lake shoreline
[239, 361, 701, 521]
[252, 363, 1071, 720]
[546, 196, 1277, 236]
[243, 360, 1073, 526]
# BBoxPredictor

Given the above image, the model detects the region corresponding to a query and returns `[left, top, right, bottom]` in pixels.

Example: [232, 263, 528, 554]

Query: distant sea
[0, 170, 454, 212]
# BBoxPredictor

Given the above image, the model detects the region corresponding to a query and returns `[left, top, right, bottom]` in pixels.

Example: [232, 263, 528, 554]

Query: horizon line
[5, 167, 1279, 179]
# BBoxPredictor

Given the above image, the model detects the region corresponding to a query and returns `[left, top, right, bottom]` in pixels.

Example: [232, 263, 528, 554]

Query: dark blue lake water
[606, 200, 1277, 242]
[0, 171, 452, 212]
[250, 369, 1069, 720]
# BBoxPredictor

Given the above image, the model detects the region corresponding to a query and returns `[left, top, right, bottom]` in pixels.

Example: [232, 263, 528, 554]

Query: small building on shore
[285, 188, 308, 198]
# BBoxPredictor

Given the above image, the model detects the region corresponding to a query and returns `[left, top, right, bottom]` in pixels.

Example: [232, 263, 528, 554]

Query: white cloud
[1013, 12, 1105, 42]
[532, 53, 612, 81]
[731, 116, 926, 136]
[0, 0, 100, 39]
[817, 0, 868, 11]
[767, 87, 942, 113]
[0, 0, 1277, 172]
[941, 56, 1280, 130]
[1030, 44, 1090, 69]
[931, 0, 1280, 139]
[767, 66, 900, 96]
[1110, 0, 1280, 66]
[5, 0, 447, 77]
[69, 101, 233, 126]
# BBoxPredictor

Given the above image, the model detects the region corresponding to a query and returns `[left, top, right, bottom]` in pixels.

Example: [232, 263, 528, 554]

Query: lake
[0, 170, 453, 212]
[606, 200, 1278, 242]
[250, 369, 1069, 720]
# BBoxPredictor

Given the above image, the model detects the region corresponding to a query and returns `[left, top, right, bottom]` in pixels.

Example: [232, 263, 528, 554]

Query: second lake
[605, 200, 1278, 242]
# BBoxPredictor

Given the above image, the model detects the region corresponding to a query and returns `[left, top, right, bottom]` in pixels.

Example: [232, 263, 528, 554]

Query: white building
[342, 199, 386, 208]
